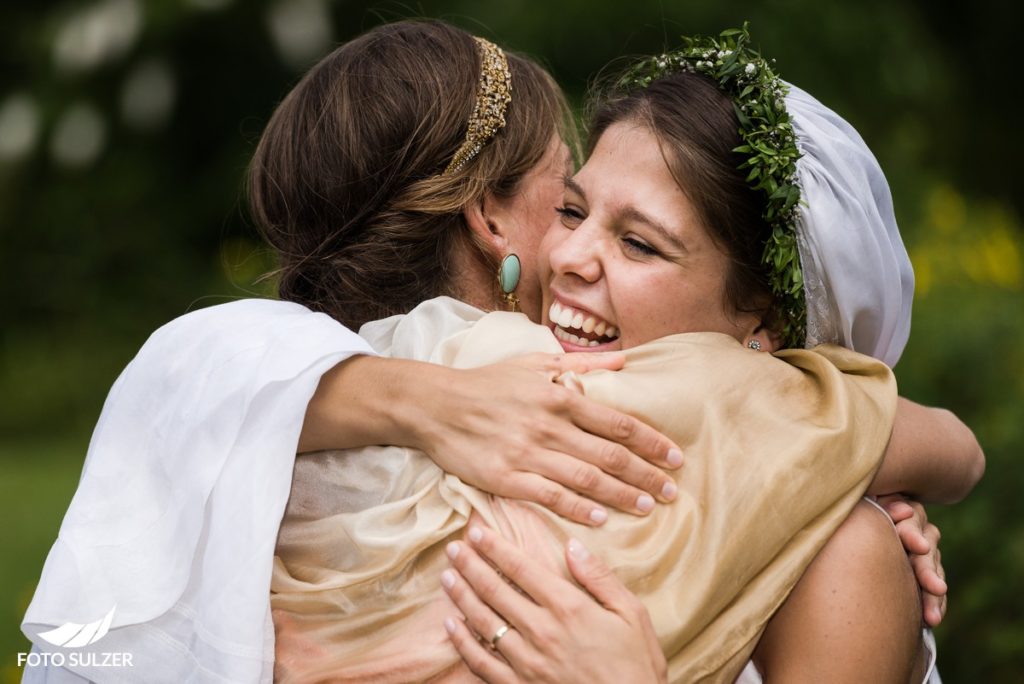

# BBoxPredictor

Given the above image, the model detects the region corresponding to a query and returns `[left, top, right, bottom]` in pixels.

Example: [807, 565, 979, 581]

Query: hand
[877, 494, 947, 626]
[441, 525, 667, 684]
[416, 352, 683, 526]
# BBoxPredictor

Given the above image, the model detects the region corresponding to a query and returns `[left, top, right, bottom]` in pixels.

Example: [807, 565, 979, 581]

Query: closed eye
[555, 205, 585, 226]
[623, 236, 659, 256]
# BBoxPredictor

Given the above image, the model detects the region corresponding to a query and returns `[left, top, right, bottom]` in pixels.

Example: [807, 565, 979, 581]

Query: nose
[548, 219, 603, 284]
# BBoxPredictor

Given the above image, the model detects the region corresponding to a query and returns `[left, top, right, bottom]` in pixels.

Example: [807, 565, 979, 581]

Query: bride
[266, 25, 980, 683]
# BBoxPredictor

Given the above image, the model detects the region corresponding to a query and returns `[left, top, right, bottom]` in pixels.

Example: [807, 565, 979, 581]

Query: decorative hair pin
[443, 37, 513, 175]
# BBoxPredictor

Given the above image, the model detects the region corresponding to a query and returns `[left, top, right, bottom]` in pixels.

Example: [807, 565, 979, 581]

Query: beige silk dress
[270, 298, 897, 683]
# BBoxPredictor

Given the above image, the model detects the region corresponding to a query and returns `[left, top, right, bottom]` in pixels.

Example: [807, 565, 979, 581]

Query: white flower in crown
[745, 63, 757, 75]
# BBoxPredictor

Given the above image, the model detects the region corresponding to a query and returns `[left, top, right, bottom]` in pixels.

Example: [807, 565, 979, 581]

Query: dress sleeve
[21, 298, 375, 684]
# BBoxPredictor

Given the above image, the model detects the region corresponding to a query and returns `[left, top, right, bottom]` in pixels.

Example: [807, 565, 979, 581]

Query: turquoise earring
[498, 253, 521, 312]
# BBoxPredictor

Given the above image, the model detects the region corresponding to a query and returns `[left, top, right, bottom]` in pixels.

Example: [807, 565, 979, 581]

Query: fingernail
[666, 448, 683, 468]
[567, 537, 590, 560]
[589, 507, 608, 525]
[637, 493, 655, 513]
[444, 617, 457, 634]
[441, 569, 456, 589]
[468, 526, 483, 543]
[446, 541, 460, 560]
[661, 480, 677, 500]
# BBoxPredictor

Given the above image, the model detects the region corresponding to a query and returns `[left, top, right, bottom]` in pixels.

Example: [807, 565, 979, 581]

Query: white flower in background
[52, 0, 142, 73]
[121, 58, 177, 131]
[50, 103, 107, 168]
[0, 93, 40, 162]
[267, 0, 333, 70]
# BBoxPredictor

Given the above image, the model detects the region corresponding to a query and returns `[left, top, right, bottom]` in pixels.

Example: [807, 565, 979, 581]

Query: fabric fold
[22, 299, 375, 683]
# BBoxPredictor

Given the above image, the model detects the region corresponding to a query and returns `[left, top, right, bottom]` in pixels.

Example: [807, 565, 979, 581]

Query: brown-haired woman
[21, 20, 684, 684]
[252, 19, 687, 525]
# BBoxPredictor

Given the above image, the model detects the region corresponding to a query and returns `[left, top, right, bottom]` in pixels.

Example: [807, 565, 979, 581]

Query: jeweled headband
[443, 37, 513, 175]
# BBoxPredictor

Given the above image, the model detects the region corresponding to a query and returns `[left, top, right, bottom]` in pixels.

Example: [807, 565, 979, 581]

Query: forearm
[870, 397, 985, 503]
[298, 355, 447, 453]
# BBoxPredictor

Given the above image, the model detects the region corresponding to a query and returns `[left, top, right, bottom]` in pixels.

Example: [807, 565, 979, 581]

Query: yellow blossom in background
[909, 184, 1023, 297]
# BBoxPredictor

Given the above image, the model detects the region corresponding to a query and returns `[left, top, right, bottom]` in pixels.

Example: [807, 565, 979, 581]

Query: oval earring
[498, 253, 521, 312]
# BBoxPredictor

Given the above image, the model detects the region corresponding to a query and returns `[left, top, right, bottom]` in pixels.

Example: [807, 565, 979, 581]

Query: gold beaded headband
[443, 37, 512, 175]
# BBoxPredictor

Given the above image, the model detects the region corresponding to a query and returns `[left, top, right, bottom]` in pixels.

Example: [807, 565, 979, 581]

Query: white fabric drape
[787, 84, 915, 368]
[21, 299, 374, 683]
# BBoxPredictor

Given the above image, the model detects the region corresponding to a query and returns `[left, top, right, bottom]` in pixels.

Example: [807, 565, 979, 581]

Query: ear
[745, 324, 782, 353]
[462, 193, 509, 257]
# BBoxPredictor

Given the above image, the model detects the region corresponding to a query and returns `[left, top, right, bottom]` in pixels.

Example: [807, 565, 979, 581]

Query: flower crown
[618, 24, 806, 348]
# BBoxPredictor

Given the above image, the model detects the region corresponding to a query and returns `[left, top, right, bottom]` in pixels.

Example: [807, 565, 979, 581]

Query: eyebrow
[563, 176, 689, 254]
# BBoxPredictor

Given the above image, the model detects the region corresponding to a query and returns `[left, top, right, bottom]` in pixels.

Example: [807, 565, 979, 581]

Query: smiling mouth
[548, 301, 620, 347]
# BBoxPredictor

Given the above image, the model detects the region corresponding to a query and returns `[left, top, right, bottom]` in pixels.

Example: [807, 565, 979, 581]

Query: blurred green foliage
[1, 1, 1021, 682]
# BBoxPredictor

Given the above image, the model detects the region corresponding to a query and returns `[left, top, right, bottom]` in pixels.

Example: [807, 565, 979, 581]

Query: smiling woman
[543, 123, 762, 352]
[268, 34, 980, 684]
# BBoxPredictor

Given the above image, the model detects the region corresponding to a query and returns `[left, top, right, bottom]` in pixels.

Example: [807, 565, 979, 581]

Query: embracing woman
[21, 20, 980, 684]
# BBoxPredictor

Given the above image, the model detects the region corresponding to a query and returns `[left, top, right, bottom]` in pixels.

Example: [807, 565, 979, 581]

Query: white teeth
[550, 300, 619, 342]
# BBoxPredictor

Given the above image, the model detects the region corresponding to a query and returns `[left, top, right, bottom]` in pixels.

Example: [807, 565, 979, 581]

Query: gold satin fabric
[271, 309, 896, 683]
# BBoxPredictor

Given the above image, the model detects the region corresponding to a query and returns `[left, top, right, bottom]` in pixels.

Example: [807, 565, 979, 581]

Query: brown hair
[588, 69, 777, 329]
[248, 20, 573, 330]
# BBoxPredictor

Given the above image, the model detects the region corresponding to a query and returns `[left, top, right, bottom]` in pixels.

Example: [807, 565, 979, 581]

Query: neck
[449, 243, 498, 313]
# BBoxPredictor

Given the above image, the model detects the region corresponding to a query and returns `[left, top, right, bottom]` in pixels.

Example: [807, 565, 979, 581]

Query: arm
[870, 397, 985, 503]
[753, 501, 929, 683]
[299, 354, 683, 526]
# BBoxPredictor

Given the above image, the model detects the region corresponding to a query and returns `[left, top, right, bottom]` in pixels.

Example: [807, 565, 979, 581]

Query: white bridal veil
[786, 84, 915, 367]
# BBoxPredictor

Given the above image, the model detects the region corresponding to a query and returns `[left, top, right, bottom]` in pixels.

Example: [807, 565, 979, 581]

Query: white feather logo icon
[37, 606, 116, 648]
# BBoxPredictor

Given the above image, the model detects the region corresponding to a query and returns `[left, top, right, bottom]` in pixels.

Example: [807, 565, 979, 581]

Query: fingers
[545, 351, 627, 375]
[460, 526, 578, 613]
[521, 448, 664, 518]
[564, 538, 667, 681]
[913, 522, 947, 597]
[894, 517, 931, 555]
[921, 592, 947, 628]
[564, 538, 639, 616]
[442, 538, 541, 674]
[500, 471, 610, 526]
[568, 395, 683, 473]
[879, 496, 931, 555]
[879, 498, 915, 523]
[917, 553, 947, 627]
[440, 561, 530, 658]
[444, 616, 517, 684]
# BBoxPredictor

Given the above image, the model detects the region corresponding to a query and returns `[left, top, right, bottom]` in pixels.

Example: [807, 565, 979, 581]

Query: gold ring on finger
[490, 624, 511, 650]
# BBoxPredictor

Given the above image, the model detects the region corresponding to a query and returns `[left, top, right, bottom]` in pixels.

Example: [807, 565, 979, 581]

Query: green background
[2, 1, 1022, 681]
